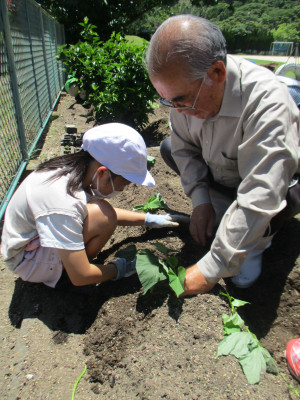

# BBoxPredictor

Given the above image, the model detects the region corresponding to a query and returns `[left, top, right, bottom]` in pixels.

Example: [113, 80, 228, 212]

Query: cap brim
[122, 170, 155, 186]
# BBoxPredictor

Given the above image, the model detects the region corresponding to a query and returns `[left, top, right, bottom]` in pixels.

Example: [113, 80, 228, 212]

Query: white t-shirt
[1, 170, 88, 271]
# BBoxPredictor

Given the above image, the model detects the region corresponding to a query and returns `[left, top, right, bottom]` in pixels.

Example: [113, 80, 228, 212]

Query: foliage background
[39, 0, 300, 52]
[57, 19, 157, 130]
[37, 0, 174, 43]
[129, 0, 300, 53]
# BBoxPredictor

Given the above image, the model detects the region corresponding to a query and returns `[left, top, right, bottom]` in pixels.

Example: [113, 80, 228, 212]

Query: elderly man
[146, 15, 300, 295]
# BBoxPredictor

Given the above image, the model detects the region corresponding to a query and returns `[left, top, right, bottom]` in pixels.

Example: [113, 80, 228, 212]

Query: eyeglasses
[159, 76, 206, 110]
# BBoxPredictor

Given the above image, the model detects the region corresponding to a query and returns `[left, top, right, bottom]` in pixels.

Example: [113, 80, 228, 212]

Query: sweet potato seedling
[132, 193, 167, 212]
[116, 243, 186, 297]
[147, 155, 156, 168]
[216, 291, 278, 384]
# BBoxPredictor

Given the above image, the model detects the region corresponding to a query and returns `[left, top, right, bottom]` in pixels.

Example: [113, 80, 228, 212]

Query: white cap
[81, 123, 155, 186]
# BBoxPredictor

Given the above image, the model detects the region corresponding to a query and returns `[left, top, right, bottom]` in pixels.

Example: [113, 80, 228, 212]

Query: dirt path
[0, 92, 299, 400]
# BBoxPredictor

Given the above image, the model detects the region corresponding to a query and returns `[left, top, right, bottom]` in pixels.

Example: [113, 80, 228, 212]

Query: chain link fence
[0, 0, 65, 219]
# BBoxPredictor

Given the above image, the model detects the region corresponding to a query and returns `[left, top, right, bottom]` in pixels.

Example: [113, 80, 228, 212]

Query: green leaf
[136, 250, 167, 295]
[222, 312, 245, 334]
[177, 266, 186, 287]
[261, 347, 278, 375]
[216, 330, 278, 384]
[91, 82, 99, 91]
[131, 204, 145, 211]
[146, 193, 166, 211]
[239, 347, 267, 384]
[217, 331, 258, 358]
[132, 204, 147, 212]
[167, 267, 185, 297]
[231, 299, 250, 308]
[115, 245, 137, 261]
[153, 242, 173, 255]
[217, 290, 277, 384]
[132, 193, 167, 212]
[157, 258, 169, 275]
[166, 255, 178, 269]
[147, 155, 156, 167]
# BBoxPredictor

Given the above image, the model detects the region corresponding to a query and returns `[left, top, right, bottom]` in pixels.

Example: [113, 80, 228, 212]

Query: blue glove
[111, 258, 137, 281]
[145, 213, 190, 228]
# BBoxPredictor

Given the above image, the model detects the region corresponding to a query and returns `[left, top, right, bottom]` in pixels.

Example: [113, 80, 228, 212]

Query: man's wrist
[196, 252, 221, 284]
[182, 263, 216, 296]
[191, 186, 211, 209]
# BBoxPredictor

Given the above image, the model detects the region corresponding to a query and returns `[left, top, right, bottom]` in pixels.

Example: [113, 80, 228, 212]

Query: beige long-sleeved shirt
[170, 55, 300, 282]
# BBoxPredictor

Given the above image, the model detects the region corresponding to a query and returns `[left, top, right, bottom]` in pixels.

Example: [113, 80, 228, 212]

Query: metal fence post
[48, 18, 57, 97]
[25, 0, 43, 127]
[39, 5, 52, 110]
[0, 0, 28, 161]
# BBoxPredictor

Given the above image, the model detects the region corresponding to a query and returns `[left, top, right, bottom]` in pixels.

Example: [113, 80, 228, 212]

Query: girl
[1, 123, 182, 289]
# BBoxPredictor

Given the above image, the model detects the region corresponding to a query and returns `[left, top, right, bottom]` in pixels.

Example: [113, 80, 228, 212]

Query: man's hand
[181, 264, 216, 296]
[190, 203, 216, 246]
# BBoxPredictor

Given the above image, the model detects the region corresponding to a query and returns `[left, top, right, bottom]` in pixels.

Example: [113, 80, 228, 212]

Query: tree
[38, 0, 175, 43]
[203, 2, 233, 20]
[57, 18, 157, 130]
[272, 23, 300, 43]
[128, 0, 200, 40]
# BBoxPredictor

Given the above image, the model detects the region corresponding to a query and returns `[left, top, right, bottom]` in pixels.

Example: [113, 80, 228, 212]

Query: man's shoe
[230, 248, 264, 288]
[286, 339, 300, 382]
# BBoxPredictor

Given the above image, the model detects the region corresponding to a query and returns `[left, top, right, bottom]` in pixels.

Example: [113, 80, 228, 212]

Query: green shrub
[57, 18, 157, 130]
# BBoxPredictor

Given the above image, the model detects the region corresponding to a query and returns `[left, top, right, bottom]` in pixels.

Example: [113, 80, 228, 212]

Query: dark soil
[1, 92, 300, 400]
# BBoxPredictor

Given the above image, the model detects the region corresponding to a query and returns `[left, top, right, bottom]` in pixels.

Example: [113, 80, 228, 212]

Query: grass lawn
[243, 58, 299, 79]
[244, 57, 284, 71]
[125, 35, 148, 46]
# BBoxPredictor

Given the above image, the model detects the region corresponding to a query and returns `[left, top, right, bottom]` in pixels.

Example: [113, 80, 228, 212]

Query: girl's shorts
[14, 238, 63, 288]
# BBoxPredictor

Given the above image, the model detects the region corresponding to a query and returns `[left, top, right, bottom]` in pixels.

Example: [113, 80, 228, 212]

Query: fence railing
[0, 0, 65, 219]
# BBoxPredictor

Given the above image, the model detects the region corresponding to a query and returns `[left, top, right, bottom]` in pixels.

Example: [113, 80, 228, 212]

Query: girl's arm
[58, 248, 117, 286]
[114, 208, 146, 226]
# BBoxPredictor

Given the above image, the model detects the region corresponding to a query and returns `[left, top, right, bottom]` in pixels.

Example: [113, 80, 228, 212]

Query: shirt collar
[210, 55, 243, 121]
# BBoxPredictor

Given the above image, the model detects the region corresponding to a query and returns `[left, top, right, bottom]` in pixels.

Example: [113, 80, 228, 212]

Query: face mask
[90, 170, 121, 199]
[107, 171, 122, 198]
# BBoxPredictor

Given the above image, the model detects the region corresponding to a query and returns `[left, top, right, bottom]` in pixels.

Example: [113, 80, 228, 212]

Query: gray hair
[146, 15, 227, 81]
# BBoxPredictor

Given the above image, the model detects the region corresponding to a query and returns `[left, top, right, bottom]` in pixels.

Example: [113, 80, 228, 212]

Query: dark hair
[36, 150, 93, 197]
